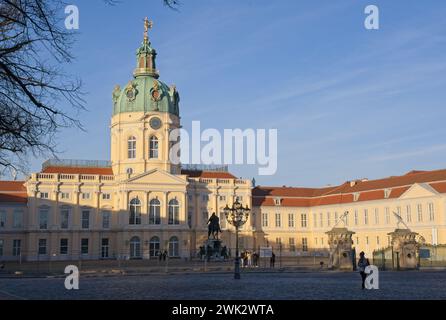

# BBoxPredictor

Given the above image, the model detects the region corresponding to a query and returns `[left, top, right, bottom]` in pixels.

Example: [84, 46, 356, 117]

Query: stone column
[326, 227, 355, 270]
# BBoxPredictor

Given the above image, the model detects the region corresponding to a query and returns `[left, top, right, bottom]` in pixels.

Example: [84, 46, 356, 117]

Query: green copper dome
[112, 21, 180, 117]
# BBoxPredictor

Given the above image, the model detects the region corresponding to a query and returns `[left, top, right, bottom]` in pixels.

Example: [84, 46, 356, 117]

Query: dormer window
[274, 198, 282, 206]
[353, 193, 360, 202]
[384, 189, 391, 199]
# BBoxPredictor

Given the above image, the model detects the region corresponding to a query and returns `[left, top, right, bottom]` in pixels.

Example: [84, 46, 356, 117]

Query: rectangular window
[13, 239, 21, 256]
[39, 208, 49, 230]
[128, 139, 136, 159]
[60, 192, 70, 200]
[219, 195, 226, 201]
[102, 193, 111, 200]
[101, 238, 109, 258]
[289, 238, 296, 252]
[428, 203, 435, 221]
[334, 212, 338, 225]
[366, 236, 369, 245]
[319, 212, 323, 228]
[236, 196, 243, 202]
[385, 207, 390, 224]
[13, 210, 23, 228]
[397, 206, 402, 218]
[38, 239, 47, 255]
[364, 209, 368, 225]
[81, 238, 89, 255]
[60, 239, 68, 255]
[40, 192, 49, 199]
[288, 213, 294, 228]
[202, 195, 209, 201]
[0, 210, 6, 228]
[81, 210, 90, 229]
[417, 204, 423, 222]
[0, 239, 3, 256]
[406, 205, 412, 223]
[315, 238, 318, 246]
[356, 237, 359, 245]
[275, 213, 281, 228]
[313, 213, 317, 228]
[202, 212, 208, 226]
[102, 211, 111, 229]
[376, 236, 380, 246]
[354, 210, 358, 226]
[262, 213, 268, 227]
[301, 213, 307, 228]
[326, 212, 331, 227]
[82, 193, 91, 200]
[276, 238, 282, 248]
[302, 238, 308, 252]
[374, 208, 379, 225]
[345, 211, 349, 226]
[60, 208, 69, 229]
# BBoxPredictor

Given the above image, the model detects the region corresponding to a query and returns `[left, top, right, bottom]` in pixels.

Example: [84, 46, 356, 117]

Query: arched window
[149, 199, 161, 225]
[149, 136, 159, 159]
[129, 236, 141, 259]
[149, 236, 160, 257]
[168, 199, 180, 225]
[128, 136, 136, 159]
[168, 236, 179, 257]
[129, 198, 141, 225]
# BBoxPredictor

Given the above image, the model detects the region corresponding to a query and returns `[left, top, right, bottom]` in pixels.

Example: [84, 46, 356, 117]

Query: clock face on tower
[149, 117, 162, 130]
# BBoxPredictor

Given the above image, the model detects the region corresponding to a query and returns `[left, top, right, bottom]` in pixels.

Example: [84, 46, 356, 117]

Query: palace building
[0, 22, 446, 262]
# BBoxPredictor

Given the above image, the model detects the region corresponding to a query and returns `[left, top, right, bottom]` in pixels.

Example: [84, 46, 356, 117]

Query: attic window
[274, 198, 282, 206]
[384, 189, 391, 199]
[353, 193, 360, 202]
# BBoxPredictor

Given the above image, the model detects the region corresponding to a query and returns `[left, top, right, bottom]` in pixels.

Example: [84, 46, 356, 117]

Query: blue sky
[21, 0, 446, 187]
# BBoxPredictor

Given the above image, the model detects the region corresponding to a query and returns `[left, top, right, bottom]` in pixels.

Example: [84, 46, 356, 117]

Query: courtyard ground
[0, 270, 446, 300]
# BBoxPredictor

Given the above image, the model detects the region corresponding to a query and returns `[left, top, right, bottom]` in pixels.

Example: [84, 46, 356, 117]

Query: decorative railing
[35, 173, 114, 183]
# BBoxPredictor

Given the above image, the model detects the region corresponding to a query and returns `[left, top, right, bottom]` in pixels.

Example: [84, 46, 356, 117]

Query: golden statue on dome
[143, 17, 153, 42]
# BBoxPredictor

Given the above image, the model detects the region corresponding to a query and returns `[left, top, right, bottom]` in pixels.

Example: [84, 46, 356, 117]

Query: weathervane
[144, 17, 153, 42]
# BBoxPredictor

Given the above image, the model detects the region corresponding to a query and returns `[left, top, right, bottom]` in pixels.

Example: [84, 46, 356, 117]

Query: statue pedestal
[203, 239, 223, 261]
[388, 229, 420, 270]
[326, 228, 355, 271]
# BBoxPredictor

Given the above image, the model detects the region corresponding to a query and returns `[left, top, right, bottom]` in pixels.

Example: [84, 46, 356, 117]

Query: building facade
[1, 24, 446, 262]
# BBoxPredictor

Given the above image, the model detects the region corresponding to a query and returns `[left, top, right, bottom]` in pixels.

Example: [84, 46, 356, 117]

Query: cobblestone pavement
[0, 271, 446, 300]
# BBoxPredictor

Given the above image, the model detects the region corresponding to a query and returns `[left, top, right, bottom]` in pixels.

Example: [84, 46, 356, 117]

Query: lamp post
[224, 200, 251, 280]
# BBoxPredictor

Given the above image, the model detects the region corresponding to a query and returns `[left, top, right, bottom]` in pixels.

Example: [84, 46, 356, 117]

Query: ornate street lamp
[224, 200, 251, 279]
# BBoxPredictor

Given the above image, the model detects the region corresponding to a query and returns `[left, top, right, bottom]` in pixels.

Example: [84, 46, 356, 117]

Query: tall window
[428, 203, 435, 221]
[102, 211, 111, 229]
[374, 208, 379, 225]
[39, 207, 49, 230]
[130, 236, 141, 259]
[385, 207, 390, 224]
[149, 199, 161, 225]
[60, 239, 68, 255]
[275, 213, 281, 228]
[326, 212, 331, 227]
[301, 213, 307, 228]
[129, 198, 142, 225]
[168, 199, 180, 225]
[13, 239, 21, 256]
[289, 238, 296, 252]
[149, 136, 159, 159]
[319, 212, 323, 227]
[101, 238, 109, 258]
[334, 212, 338, 225]
[38, 239, 47, 255]
[417, 204, 423, 222]
[13, 210, 23, 228]
[288, 213, 294, 228]
[128, 136, 136, 159]
[262, 213, 268, 227]
[81, 210, 90, 229]
[0, 210, 5, 228]
[149, 236, 160, 257]
[354, 210, 358, 225]
[364, 209, 369, 225]
[81, 239, 89, 255]
[313, 213, 317, 228]
[168, 236, 179, 257]
[302, 238, 308, 252]
[60, 208, 70, 229]
[406, 205, 412, 223]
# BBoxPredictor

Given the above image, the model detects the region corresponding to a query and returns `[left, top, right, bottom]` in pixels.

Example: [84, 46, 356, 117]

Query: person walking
[270, 252, 276, 268]
[357, 251, 370, 289]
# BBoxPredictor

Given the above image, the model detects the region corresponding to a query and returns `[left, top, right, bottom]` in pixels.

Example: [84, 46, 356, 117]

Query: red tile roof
[0, 181, 27, 203]
[253, 169, 446, 208]
[42, 166, 114, 175]
[181, 170, 236, 179]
